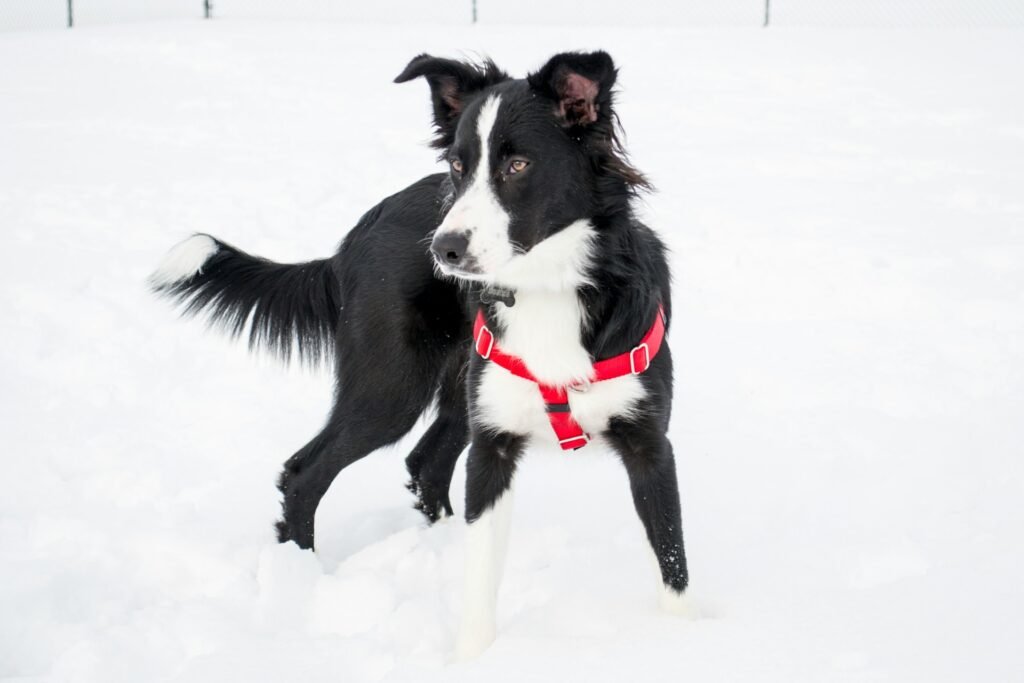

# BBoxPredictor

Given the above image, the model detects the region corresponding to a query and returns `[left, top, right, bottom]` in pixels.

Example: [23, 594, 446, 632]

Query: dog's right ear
[394, 54, 509, 149]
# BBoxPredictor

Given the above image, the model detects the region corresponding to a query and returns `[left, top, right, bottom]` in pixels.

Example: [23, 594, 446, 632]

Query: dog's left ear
[527, 51, 617, 127]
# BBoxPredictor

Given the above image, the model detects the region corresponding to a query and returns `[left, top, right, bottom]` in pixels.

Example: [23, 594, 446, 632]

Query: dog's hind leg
[405, 354, 470, 522]
[275, 358, 438, 550]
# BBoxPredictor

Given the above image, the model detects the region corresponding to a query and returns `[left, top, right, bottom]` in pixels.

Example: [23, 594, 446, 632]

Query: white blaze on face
[435, 95, 514, 277]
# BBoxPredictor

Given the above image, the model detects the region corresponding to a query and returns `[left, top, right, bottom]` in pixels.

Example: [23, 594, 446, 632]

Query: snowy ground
[2, 20, 1023, 683]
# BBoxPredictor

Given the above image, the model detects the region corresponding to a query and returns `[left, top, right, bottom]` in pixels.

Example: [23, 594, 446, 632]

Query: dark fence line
[61, 1, 212, 27]
[57, 1, 774, 29]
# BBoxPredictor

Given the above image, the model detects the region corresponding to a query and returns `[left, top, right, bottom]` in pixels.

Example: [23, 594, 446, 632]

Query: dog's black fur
[154, 51, 688, 600]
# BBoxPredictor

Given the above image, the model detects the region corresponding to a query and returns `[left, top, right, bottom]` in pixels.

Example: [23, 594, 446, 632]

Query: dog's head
[395, 51, 647, 290]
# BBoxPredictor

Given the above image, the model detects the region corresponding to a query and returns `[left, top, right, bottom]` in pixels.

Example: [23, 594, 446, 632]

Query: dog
[151, 50, 689, 658]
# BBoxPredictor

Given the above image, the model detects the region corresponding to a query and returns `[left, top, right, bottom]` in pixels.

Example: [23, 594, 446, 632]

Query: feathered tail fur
[149, 234, 339, 365]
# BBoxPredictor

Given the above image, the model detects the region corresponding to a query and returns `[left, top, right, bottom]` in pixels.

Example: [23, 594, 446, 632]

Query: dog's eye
[450, 158, 464, 175]
[507, 159, 529, 175]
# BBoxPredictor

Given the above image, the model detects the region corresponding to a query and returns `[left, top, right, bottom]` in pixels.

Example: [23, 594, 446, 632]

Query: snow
[2, 19, 1023, 682]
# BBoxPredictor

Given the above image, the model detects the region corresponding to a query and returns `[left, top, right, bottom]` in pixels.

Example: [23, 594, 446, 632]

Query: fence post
[204, 0, 211, 19]
[763, 0, 770, 27]
[472, 0, 477, 24]
[67, 0, 73, 28]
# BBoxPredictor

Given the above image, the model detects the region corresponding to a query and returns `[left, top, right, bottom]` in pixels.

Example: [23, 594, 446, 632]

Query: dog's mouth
[434, 260, 487, 281]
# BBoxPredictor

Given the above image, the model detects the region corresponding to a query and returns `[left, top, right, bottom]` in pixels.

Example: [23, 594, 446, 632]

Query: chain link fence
[2, 0, 208, 30]
[2, 0, 1023, 32]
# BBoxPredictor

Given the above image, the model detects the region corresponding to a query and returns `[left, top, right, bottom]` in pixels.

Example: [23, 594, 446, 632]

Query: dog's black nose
[431, 232, 469, 266]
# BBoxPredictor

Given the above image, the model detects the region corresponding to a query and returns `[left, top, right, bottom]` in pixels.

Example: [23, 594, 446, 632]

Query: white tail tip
[150, 234, 219, 287]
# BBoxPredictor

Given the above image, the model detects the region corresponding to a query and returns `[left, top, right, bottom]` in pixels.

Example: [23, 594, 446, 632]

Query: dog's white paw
[454, 623, 496, 661]
[660, 586, 701, 617]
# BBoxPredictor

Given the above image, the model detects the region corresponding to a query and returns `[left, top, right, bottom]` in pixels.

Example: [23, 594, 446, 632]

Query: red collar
[472, 304, 666, 450]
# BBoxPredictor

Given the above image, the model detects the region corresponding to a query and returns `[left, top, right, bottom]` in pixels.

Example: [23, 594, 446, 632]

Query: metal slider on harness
[475, 325, 494, 360]
[629, 342, 651, 375]
[558, 434, 590, 450]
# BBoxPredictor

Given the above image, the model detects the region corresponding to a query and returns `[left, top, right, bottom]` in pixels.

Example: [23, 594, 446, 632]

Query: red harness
[472, 305, 667, 450]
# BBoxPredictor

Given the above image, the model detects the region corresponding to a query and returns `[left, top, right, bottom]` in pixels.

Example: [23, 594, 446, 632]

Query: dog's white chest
[472, 292, 647, 446]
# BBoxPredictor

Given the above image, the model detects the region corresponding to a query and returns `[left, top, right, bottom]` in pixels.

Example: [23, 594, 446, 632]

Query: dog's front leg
[455, 431, 524, 660]
[608, 420, 692, 614]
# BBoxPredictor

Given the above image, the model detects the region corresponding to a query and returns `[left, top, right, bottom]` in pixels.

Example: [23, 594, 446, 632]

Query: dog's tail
[149, 234, 339, 366]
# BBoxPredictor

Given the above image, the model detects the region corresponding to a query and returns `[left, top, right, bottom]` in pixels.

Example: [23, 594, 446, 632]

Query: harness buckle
[475, 325, 495, 360]
[568, 377, 592, 394]
[559, 434, 590, 450]
[629, 342, 651, 375]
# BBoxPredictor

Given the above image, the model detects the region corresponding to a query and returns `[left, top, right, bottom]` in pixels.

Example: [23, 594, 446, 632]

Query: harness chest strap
[473, 305, 666, 451]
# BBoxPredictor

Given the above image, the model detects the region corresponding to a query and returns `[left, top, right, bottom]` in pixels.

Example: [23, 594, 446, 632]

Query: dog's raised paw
[409, 479, 453, 524]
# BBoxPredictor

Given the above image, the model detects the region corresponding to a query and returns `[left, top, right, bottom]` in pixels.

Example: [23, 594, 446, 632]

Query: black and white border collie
[152, 51, 690, 657]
